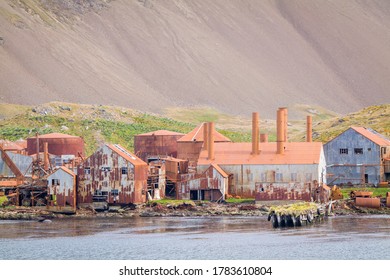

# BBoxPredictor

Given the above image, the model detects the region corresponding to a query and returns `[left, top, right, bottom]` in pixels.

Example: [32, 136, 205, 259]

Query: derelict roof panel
[177, 123, 231, 142]
[198, 142, 323, 165]
[106, 144, 147, 167]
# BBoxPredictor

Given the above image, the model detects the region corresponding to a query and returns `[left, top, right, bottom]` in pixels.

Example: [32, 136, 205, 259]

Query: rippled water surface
[1, 215, 390, 259]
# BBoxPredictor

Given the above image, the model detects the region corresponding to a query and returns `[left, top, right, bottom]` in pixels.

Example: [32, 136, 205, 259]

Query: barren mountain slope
[0, 0, 389, 118]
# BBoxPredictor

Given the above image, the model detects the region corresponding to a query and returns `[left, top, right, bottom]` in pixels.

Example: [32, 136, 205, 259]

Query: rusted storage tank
[27, 133, 85, 157]
[355, 197, 381, 209]
[134, 130, 185, 162]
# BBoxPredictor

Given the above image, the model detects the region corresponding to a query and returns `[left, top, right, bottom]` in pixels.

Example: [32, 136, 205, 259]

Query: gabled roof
[177, 123, 231, 142]
[136, 130, 184, 136]
[106, 144, 147, 166]
[198, 142, 323, 165]
[350, 127, 390, 146]
[50, 166, 76, 177]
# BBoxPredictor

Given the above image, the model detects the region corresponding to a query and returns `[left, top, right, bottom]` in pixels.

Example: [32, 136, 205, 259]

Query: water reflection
[1, 215, 390, 260]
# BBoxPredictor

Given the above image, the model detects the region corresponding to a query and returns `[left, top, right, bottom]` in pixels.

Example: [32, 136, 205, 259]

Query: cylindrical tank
[134, 130, 184, 162]
[355, 197, 380, 209]
[27, 133, 85, 157]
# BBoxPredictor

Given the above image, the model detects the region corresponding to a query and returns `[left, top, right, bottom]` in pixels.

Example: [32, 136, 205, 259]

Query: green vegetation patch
[340, 187, 390, 198]
[269, 202, 318, 216]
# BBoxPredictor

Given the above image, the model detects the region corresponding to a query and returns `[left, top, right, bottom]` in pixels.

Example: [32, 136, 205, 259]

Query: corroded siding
[47, 169, 76, 207]
[197, 164, 321, 198]
[324, 128, 384, 185]
[134, 134, 182, 162]
[177, 165, 227, 201]
[77, 145, 147, 204]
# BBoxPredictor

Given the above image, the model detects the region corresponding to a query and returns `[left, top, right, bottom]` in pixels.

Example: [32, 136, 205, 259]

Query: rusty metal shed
[178, 163, 228, 201]
[134, 130, 184, 162]
[47, 166, 76, 211]
[77, 144, 148, 205]
[324, 127, 390, 186]
[27, 133, 85, 157]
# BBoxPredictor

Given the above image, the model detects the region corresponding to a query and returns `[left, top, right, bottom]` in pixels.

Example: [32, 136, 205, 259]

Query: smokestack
[280, 107, 288, 142]
[277, 108, 285, 155]
[36, 133, 40, 162]
[203, 122, 209, 150]
[44, 142, 49, 171]
[260, 134, 268, 143]
[208, 122, 215, 160]
[251, 112, 260, 155]
[306, 115, 312, 142]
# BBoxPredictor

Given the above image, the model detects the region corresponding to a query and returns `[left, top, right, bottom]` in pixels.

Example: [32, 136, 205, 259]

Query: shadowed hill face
[0, 0, 389, 118]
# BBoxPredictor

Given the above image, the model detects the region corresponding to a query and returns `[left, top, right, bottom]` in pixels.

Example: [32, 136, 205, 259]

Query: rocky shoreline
[1, 200, 390, 221]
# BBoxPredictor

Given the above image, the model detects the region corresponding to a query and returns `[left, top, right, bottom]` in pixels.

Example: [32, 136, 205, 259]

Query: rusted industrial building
[324, 127, 390, 186]
[77, 144, 148, 206]
[177, 122, 231, 166]
[134, 130, 184, 162]
[47, 166, 76, 211]
[178, 163, 228, 201]
[27, 133, 85, 157]
[196, 110, 328, 202]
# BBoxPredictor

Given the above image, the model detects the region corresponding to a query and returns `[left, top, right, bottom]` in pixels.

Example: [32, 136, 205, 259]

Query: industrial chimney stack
[306, 116, 312, 142]
[251, 112, 260, 155]
[203, 122, 209, 150]
[276, 108, 286, 155]
[207, 122, 215, 160]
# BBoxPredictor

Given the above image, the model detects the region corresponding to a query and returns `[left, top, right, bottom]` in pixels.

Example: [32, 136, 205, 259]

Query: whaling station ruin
[1, 107, 390, 218]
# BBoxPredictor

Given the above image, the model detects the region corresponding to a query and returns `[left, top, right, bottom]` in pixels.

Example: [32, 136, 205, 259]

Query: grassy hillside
[0, 102, 252, 155]
[311, 104, 390, 143]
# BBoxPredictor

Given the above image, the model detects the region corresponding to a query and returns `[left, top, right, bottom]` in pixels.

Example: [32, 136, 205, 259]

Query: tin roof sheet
[177, 123, 231, 142]
[106, 144, 147, 166]
[351, 127, 390, 146]
[137, 130, 184, 136]
[198, 142, 323, 165]
[0, 140, 24, 151]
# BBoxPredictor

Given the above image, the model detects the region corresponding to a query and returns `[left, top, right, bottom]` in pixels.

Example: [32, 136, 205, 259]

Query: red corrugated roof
[0, 140, 24, 151]
[177, 123, 231, 142]
[106, 144, 147, 166]
[137, 130, 185, 136]
[57, 166, 76, 177]
[351, 127, 390, 146]
[198, 142, 323, 165]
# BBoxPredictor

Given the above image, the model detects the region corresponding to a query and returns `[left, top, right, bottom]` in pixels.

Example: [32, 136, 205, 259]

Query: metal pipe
[260, 134, 268, 143]
[280, 107, 288, 142]
[251, 112, 260, 155]
[203, 122, 208, 151]
[43, 142, 49, 171]
[307, 115, 312, 142]
[208, 122, 215, 160]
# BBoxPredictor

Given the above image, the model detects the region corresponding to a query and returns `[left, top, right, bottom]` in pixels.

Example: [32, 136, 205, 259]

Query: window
[101, 167, 111, 172]
[339, 148, 348, 154]
[84, 167, 91, 175]
[368, 148, 372, 152]
[111, 189, 119, 196]
[121, 167, 128, 175]
[354, 148, 363, 155]
[291, 173, 297, 182]
[276, 173, 283, 182]
[305, 173, 313, 182]
[52, 179, 60, 186]
[261, 173, 267, 182]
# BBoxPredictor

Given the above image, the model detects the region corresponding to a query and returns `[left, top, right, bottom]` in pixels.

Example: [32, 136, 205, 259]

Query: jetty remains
[267, 202, 327, 228]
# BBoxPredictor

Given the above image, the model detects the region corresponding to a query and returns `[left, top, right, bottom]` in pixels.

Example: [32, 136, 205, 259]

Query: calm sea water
[0, 215, 389, 260]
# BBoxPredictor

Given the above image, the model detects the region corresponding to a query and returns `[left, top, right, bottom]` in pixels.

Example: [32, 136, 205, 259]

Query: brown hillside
[0, 0, 389, 118]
